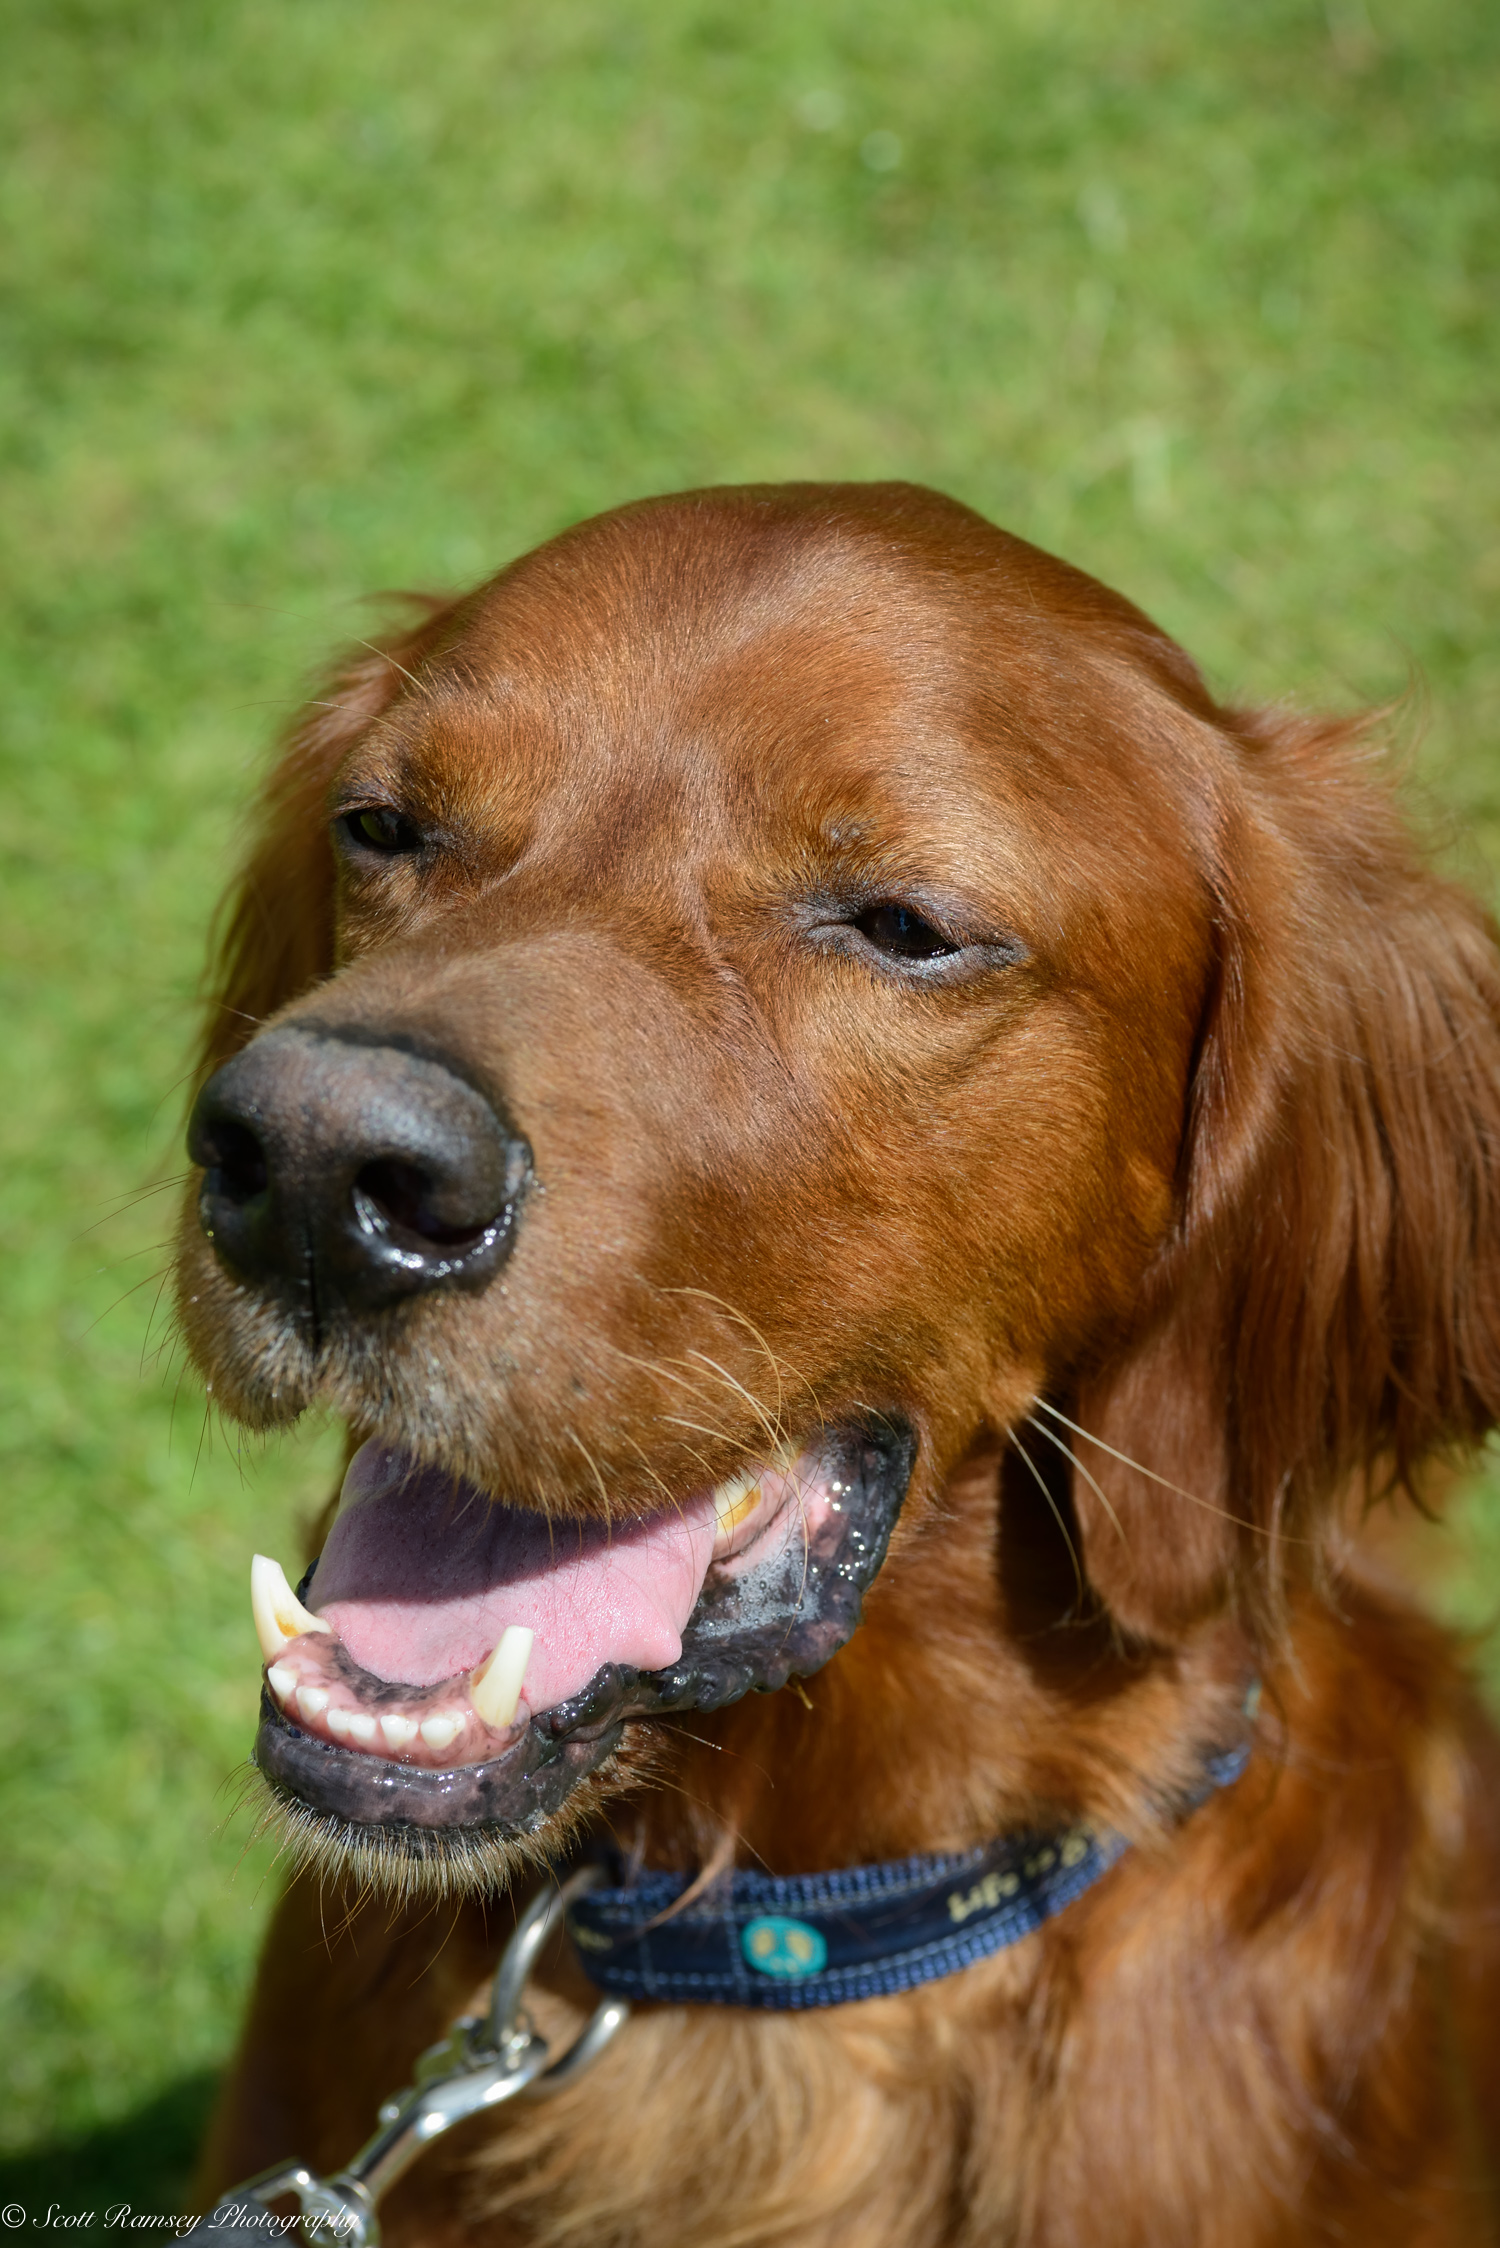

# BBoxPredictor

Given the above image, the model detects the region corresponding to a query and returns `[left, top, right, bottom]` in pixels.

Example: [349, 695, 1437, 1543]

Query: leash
[191, 1707, 1256, 2240]
[188, 1866, 628, 2245]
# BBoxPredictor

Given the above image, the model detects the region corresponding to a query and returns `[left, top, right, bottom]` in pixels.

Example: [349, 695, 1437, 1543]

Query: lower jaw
[256, 1684, 623, 1838]
[252, 1416, 916, 1872]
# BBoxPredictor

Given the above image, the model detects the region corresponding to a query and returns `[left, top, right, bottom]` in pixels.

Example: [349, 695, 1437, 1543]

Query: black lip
[255, 1417, 916, 1842]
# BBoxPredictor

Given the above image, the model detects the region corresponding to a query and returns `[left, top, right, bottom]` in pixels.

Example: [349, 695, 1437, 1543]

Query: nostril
[352, 1158, 497, 1252]
[201, 1118, 271, 1206]
[189, 1031, 526, 1305]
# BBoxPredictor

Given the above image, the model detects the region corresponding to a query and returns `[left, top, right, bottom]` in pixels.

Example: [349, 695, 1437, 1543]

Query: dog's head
[175, 483, 1500, 1888]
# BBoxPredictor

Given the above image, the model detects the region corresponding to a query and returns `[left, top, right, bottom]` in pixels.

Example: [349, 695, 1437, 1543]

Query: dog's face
[176, 484, 1500, 1885]
[180, 489, 1211, 1458]
[176, 487, 1226, 1874]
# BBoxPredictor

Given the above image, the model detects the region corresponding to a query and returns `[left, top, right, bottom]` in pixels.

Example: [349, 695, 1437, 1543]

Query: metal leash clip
[191, 1865, 628, 2246]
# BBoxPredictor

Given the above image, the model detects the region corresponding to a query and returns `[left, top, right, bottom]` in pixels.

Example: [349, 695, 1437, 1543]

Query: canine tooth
[380, 1715, 419, 1748]
[420, 1713, 464, 1750]
[296, 1685, 329, 1719]
[713, 1469, 764, 1539]
[266, 1662, 298, 1703]
[347, 1713, 378, 1744]
[251, 1554, 333, 1662]
[326, 1705, 353, 1736]
[471, 1625, 533, 1730]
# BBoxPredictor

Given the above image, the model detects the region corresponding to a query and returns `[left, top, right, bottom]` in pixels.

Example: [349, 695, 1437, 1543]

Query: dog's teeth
[326, 1705, 353, 1737]
[380, 1715, 419, 1748]
[471, 1626, 533, 1730]
[713, 1469, 764, 1541]
[296, 1685, 329, 1720]
[347, 1712, 378, 1744]
[266, 1662, 298, 1703]
[420, 1713, 464, 1749]
[251, 1554, 333, 1663]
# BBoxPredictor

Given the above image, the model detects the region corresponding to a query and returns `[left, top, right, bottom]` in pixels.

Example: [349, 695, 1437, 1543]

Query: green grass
[2, 0, 1498, 2208]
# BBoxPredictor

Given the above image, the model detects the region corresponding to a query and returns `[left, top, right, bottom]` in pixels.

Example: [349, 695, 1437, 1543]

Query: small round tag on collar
[741, 1914, 827, 1979]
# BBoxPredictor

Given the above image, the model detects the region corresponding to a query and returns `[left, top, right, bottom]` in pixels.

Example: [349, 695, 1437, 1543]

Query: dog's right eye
[851, 904, 961, 961]
[341, 807, 424, 855]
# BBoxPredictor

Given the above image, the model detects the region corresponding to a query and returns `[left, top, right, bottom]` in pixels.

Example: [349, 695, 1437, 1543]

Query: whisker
[83, 1261, 173, 1337]
[166, 1354, 192, 1448]
[140, 1265, 177, 1378]
[607, 1355, 751, 1456]
[564, 1426, 614, 1526]
[88, 1235, 177, 1269]
[1009, 1429, 1085, 1605]
[355, 638, 431, 700]
[229, 698, 345, 716]
[148, 1064, 212, 1133]
[564, 1366, 719, 1506]
[661, 1434, 717, 1484]
[1030, 1398, 1314, 1546]
[145, 1323, 183, 1376]
[191, 1395, 214, 1490]
[659, 1413, 745, 1448]
[790, 1462, 815, 1612]
[615, 1430, 677, 1507]
[683, 1351, 785, 1451]
[1023, 1413, 1129, 1550]
[74, 1173, 194, 1237]
[658, 1286, 821, 1422]
[615, 1355, 720, 1397]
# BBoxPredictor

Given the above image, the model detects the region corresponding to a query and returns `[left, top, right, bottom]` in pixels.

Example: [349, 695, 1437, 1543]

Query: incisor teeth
[266, 1662, 298, 1703]
[296, 1685, 329, 1720]
[471, 1625, 533, 1730]
[251, 1554, 333, 1663]
[347, 1713, 378, 1745]
[326, 1705, 353, 1737]
[420, 1713, 464, 1750]
[380, 1715, 419, 1748]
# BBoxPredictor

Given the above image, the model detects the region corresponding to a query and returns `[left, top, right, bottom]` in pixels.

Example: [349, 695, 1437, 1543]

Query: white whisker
[1023, 1413, 1129, 1550]
[1009, 1430, 1084, 1604]
[684, 1350, 786, 1451]
[659, 1413, 746, 1447]
[1031, 1397, 1272, 1539]
[354, 637, 431, 700]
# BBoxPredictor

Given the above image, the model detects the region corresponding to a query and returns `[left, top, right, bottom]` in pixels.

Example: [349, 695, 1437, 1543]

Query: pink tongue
[311, 1443, 719, 1714]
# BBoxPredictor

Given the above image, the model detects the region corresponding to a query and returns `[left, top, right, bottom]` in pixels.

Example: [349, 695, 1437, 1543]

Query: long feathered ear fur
[1071, 705, 1500, 1643]
[195, 596, 465, 1085]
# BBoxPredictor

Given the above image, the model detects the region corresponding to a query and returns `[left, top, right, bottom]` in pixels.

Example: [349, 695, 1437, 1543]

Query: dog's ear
[195, 596, 465, 1084]
[1070, 706, 1500, 1642]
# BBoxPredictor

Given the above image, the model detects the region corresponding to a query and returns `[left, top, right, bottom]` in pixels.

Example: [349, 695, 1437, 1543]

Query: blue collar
[567, 1729, 1254, 2011]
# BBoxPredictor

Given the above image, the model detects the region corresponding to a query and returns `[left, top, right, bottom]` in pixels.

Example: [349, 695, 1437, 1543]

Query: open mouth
[251, 1419, 915, 1857]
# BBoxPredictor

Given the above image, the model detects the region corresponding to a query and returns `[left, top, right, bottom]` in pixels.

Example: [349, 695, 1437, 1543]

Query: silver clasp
[197, 1865, 627, 2246]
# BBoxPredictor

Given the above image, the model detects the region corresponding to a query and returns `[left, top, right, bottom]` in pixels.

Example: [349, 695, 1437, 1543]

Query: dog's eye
[852, 904, 961, 961]
[342, 806, 423, 855]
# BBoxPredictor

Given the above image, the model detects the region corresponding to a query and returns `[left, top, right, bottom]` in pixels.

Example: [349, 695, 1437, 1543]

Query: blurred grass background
[2, 0, 1498, 2208]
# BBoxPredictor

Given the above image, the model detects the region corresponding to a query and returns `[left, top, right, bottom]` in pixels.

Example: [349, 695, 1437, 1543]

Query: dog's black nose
[188, 1026, 529, 1316]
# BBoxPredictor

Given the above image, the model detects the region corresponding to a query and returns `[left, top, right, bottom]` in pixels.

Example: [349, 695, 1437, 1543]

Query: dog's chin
[248, 1417, 916, 1898]
[246, 1748, 609, 1905]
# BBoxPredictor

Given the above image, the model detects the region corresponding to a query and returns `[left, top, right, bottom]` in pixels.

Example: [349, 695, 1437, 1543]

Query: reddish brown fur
[184, 485, 1500, 2240]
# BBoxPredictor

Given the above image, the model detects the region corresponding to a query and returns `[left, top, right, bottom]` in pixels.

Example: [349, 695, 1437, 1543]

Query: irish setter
[180, 483, 1500, 2242]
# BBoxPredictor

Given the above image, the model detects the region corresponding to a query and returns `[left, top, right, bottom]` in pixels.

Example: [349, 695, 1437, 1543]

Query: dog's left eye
[852, 904, 961, 961]
[341, 806, 424, 855]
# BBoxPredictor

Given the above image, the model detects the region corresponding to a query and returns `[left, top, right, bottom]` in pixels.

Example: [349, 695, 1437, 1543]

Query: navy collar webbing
[566, 1732, 1253, 2011]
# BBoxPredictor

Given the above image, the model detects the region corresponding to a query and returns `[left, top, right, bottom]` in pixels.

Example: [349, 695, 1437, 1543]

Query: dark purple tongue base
[255, 1419, 914, 1849]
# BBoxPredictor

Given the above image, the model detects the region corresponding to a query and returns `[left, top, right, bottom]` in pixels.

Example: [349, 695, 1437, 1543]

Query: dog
[181, 482, 1500, 2242]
